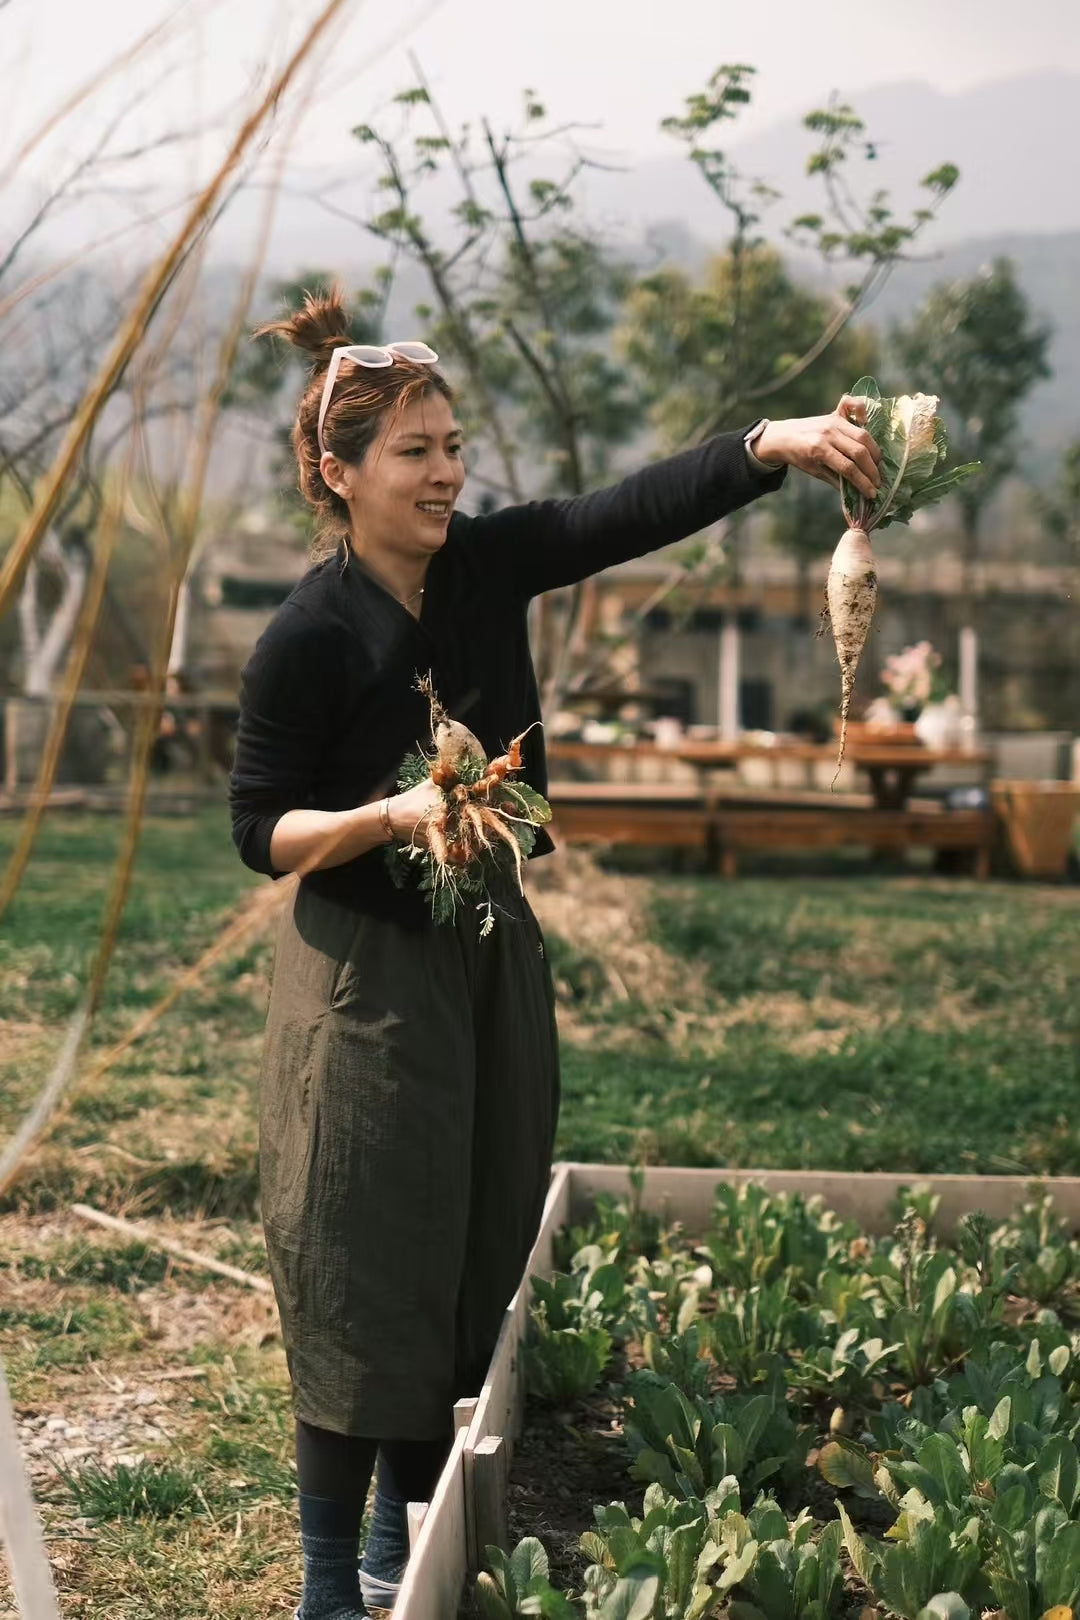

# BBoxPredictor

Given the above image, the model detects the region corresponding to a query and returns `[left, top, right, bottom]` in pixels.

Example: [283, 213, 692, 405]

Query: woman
[229, 289, 881, 1620]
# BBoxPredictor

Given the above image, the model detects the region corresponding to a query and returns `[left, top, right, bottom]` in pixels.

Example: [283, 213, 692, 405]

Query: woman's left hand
[755, 397, 883, 502]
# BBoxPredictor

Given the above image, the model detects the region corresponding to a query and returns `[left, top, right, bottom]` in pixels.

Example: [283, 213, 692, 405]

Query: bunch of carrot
[386, 678, 551, 930]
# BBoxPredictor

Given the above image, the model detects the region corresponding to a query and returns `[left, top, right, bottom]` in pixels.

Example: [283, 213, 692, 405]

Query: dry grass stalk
[0, 0, 354, 621]
[71, 1202, 274, 1294]
[79, 119, 297, 1017]
[0, 17, 329, 1197]
[0, 879, 291, 1200]
[0, 5, 189, 186]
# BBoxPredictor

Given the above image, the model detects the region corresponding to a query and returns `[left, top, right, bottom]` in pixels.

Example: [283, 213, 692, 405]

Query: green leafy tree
[640, 65, 958, 438]
[345, 77, 645, 703]
[892, 258, 1052, 600]
[1039, 439, 1080, 566]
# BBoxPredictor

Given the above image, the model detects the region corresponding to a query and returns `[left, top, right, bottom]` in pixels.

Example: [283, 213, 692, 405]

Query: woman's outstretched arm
[464, 404, 881, 599]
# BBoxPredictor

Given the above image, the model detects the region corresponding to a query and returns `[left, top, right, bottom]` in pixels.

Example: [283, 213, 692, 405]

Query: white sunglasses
[317, 341, 439, 457]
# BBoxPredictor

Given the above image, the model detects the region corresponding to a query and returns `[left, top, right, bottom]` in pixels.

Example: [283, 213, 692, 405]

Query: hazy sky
[8, 0, 1080, 187]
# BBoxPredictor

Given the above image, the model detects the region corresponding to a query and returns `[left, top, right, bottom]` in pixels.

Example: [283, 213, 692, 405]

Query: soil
[506, 1386, 643, 1595]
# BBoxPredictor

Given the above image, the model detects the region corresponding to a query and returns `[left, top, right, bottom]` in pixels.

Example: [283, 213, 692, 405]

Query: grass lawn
[1, 808, 1078, 1617]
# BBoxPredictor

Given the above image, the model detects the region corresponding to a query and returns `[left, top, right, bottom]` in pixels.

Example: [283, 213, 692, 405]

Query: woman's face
[324, 389, 466, 559]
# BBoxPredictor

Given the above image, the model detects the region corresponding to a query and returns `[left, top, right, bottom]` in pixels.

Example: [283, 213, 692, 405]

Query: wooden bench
[712, 806, 995, 879]
[547, 785, 995, 879]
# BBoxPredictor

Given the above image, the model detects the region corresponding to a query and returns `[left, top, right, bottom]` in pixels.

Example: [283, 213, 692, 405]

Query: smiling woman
[227, 284, 881, 1619]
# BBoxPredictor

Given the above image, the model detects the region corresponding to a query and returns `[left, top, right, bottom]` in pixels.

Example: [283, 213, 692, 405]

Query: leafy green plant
[788, 1326, 900, 1427]
[992, 1191, 1080, 1311]
[580, 1486, 738, 1620]
[624, 1361, 811, 1501]
[947, 1339, 1078, 1449]
[724, 1497, 845, 1620]
[523, 1302, 613, 1407]
[553, 1170, 665, 1272]
[704, 1280, 819, 1387]
[836, 1500, 982, 1620]
[640, 1325, 715, 1401]
[982, 1503, 1080, 1620]
[477, 1537, 579, 1619]
[863, 1213, 989, 1386]
[703, 1184, 856, 1295]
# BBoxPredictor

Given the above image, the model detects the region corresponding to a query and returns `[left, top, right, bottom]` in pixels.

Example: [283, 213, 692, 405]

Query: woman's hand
[387, 778, 444, 846]
[754, 396, 883, 501]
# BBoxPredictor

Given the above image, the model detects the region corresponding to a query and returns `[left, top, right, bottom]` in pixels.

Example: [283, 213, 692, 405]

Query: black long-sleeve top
[229, 430, 785, 922]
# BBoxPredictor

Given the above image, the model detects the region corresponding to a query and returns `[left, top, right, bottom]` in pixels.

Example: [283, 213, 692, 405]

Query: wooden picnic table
[547, 738, 992, 812]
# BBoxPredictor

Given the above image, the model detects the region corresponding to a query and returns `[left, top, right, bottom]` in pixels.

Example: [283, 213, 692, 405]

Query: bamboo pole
[70, 1204, 273, 1294]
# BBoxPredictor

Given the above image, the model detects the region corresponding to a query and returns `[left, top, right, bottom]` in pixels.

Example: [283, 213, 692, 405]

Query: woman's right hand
[387, 778, 444, 846]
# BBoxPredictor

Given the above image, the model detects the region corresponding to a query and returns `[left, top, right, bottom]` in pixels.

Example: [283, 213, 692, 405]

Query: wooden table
[545, 738, 996, 877]
[547, 738, 992, 813]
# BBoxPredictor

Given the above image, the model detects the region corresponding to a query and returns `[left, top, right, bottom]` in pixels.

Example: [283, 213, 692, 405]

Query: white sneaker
[358, 1569, 402, 1612]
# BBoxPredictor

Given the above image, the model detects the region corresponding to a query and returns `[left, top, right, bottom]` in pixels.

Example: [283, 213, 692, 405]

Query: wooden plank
[395, 1427, 467, 1620]
[549, 805, 709, 848]
[462, 1165, 573, 1572]
[714, 809, 995, 850]
[473, 1436, 509, 1569]
[465, 1164, 572, 1463]
[0, 1357, 61, 1620]
[562, 1164, 1080, 1239]
[547, 780, 704, 801]
[406, 1501, 428, 1556]
[453, 1397, 478, 1435]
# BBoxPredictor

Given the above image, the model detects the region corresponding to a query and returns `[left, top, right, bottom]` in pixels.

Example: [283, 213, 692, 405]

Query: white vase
[915, 697, 961, 749]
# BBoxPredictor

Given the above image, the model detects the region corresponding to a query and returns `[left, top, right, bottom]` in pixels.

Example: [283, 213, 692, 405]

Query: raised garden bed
[396, 1166, 1080, 1620]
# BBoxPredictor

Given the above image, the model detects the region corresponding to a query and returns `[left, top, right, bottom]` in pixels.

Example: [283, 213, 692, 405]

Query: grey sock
[298, 1494, 366, 1619]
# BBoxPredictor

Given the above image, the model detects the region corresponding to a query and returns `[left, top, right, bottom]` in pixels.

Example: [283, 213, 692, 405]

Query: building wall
[638, 586, 1080, 734]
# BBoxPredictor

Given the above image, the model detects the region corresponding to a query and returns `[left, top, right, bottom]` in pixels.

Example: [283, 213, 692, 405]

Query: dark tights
[295, 1419, 450, 1519]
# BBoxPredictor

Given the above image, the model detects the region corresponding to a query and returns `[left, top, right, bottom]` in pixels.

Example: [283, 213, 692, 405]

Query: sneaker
[358, 1569, 402, 1613]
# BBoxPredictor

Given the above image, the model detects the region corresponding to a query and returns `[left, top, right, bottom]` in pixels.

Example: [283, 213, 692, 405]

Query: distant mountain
[576, 70, 1080, 249]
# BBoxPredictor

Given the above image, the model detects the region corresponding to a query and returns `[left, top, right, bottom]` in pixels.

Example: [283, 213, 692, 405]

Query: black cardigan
[229, 430, 784, 921]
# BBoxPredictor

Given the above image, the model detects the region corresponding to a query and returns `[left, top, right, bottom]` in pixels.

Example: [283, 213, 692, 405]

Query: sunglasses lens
[389, 342, 438, 364]
[345, 346, 394, 367]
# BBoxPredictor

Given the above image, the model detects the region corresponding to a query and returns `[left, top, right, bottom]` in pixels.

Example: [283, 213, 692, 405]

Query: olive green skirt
[259, 879, 560, 1439]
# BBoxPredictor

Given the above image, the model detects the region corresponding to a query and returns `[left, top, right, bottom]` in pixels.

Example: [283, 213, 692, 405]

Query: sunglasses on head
[317, 341, 439, 457]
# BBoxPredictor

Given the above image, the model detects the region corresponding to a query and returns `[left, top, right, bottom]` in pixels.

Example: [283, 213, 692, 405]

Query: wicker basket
[990, 780, 1080, 879]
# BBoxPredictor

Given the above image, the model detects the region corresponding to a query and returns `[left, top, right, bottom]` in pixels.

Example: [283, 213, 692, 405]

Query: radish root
[826, 526, 878, 781]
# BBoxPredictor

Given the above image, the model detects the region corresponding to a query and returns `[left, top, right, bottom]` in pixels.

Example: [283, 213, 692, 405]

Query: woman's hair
[254, 285, 454, 560]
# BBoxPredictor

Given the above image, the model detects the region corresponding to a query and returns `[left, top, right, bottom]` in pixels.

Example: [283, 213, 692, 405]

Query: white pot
[915, 697, 961, 749]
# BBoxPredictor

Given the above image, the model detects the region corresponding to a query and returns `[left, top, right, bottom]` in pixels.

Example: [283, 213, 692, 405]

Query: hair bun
[255, 285, 351, 369]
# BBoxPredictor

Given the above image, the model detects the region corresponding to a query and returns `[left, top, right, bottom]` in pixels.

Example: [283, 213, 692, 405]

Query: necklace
[399, 586, 425, 607]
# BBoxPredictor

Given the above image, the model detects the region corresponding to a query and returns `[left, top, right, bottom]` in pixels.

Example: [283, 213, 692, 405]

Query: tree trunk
[958, 499, 981, 723]
[19, 530, 88, 697]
